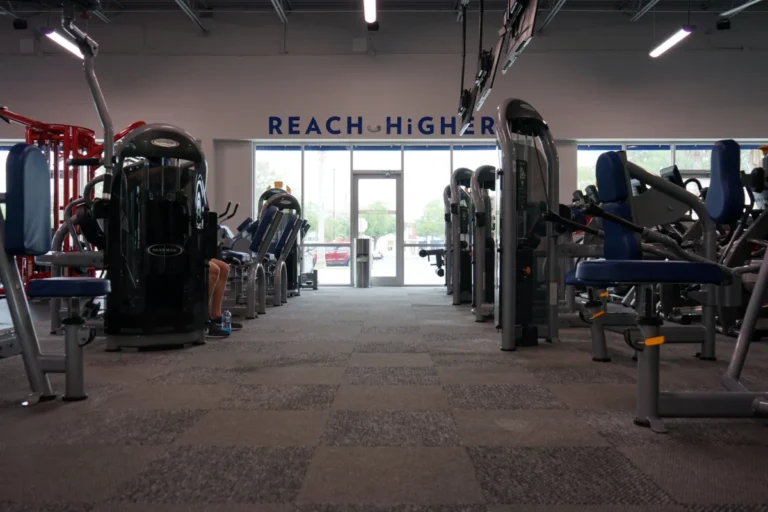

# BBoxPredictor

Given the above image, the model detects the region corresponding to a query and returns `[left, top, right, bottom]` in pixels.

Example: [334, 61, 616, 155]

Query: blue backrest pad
[275, 215, 297, 252]
[6, 144, 52, 256]
[707, 139, 745, 224]
[595, 152, 629, 203]
[602, 202, 641, 260]
[249, 206, 278, 253]
[595, 151, 641, 260]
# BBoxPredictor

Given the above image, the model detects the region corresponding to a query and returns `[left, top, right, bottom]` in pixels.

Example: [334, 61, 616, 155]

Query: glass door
[351, 172, 404, 286]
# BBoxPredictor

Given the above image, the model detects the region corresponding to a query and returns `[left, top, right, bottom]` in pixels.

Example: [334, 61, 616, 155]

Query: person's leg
[208, 260, 220, 312]
[210, 258, 229, 319]
[206, 261, 229, 338]
[209, 258, 242, 331]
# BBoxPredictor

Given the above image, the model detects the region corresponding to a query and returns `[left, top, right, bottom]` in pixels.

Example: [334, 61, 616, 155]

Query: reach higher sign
[268, 115, 495, 137]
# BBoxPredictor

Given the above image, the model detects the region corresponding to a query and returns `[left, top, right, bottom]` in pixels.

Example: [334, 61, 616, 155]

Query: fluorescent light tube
[45, 30, 84, 59]
[649, 25, 694, 58]
[364, 0, 376, 23]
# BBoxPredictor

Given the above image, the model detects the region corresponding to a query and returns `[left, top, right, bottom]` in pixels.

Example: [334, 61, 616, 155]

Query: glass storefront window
[254, 146, 302, 214]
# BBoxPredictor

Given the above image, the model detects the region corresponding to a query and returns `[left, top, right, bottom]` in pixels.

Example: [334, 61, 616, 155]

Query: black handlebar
[541, 209, 601, 237]
[217, 202, 241, 222]
[583, 203, 644, 235]
[218, 202, 232, 220]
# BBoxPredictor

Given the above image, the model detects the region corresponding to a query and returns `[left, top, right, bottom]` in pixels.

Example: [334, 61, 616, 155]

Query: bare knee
[212, 259, 230, 279]
[208, 261, 221, 283]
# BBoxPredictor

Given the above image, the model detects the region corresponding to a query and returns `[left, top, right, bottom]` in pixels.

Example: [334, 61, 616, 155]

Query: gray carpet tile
[436, 367, 538, 385]
[349, 353, 433, 367]
[422, 331, 498, 343]
[84, 348, 191, 368]
[467, 446, 675, 506]
[0, 504, 94, 512]
[443, 384, 568, 410]
[547, 384, 636, 412]
[321, 410, 461, 447]
[354, 341, 429, 353]
[431, 353, 520, 368]
[682, 506, 768, 512]
[256, 352, 351, 367]
[361, 326, 422, 334]
[576, 411, 768, 447]
[296, 506, 488, 512]
[298, 447, 484, 504]
[149, 366, 244, 385]
[333, 385, 449, 410]
[344, 367, 440, 385]
[93, 505, 293, 512]
[573, 410, 675, 446]
[453, 410, 609, 447]
[221, 384, 338, 410]
[174, 410, 329, 446]
[240, 366, 346, 385]
[620, 444, 768, 504]
[529, 365, 636, 385]
[116, 445, 313, 504]
[45, 409, 206, 445]
[0, 445, 163, 502]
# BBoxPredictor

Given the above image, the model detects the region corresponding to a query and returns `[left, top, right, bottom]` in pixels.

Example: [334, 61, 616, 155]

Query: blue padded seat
[5, 144, 52, 256]
[564, 269, 580, 286]
[28, 277, 111, 298]
[576, 260, 723, 286]
[565, 268, 608, 288]
[249, 206, 278, 253]
[221, 249, 251, 264]
[707, 140, 744, 224]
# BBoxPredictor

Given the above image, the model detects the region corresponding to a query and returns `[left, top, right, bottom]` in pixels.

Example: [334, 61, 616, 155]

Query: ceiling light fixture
[649, 25, 695, 58]
[42, 28, 84, 59]
[364, 0, 376, 23]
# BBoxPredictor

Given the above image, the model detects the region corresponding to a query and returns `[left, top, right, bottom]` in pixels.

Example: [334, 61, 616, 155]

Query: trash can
[355, 238, 372, 288]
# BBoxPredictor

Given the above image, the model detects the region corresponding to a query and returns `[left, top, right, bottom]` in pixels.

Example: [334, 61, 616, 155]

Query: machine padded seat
[221, 250, 251, 264]
[28, 277, 111, 298]
[576, 260, 723, 286]
[5, 144, 52, 256]
[564, 269, 605, 288]
[249, 206, 278, 253]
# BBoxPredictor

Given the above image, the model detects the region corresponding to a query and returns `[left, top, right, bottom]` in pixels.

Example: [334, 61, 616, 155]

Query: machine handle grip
[583, 204, 643, 234]
[218, 202, 232, 220]
[542, 210, 600, 237]
[225, 203, 239, 221]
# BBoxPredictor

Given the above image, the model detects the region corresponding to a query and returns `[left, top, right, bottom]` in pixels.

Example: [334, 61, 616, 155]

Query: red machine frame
[0, 107, 144, 294]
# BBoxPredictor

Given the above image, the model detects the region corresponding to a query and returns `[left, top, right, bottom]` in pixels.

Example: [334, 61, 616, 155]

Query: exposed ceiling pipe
[629, 0, 662, 21]
[720, 0, 764, 17]
[92, 9, 111, 23]
[0, 3, 19, 19]
[538, 0, 568, 31]
[270, 0, 289, 23]
[174, 0, 208, 33]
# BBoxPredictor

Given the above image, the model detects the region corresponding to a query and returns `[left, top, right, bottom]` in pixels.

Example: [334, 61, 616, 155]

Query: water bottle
[221, 310, 232, 334]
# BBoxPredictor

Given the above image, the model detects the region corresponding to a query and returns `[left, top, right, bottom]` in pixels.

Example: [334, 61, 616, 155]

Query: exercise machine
[470, 164, 496, 321]
[450, 168, 474, 305]
[577, 143, 768, 432]
[495, 98, 559, 349]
